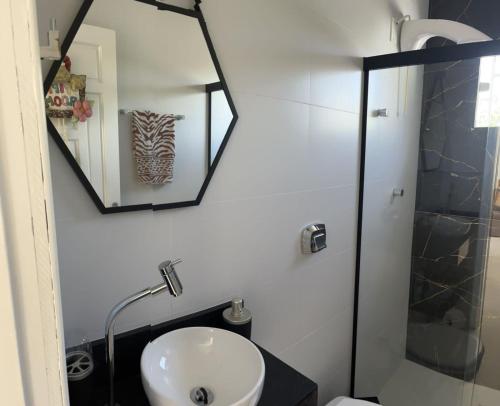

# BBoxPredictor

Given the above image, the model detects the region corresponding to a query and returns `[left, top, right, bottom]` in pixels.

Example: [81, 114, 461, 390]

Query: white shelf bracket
[40, 18, 61, 60]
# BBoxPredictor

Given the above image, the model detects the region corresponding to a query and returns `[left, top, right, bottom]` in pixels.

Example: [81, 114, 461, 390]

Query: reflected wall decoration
[43, 0, 238, 214]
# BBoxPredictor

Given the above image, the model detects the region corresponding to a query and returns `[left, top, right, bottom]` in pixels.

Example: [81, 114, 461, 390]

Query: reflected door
[51, 24, 120, 206]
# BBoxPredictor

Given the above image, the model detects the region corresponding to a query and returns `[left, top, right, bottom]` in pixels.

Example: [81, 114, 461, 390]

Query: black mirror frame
[43, 0, 238, 214]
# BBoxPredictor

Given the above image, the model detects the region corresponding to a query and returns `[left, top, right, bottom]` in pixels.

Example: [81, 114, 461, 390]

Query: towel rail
[119, 109, 185, 120]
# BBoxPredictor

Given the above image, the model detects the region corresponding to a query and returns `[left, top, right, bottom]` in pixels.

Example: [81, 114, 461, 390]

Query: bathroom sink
[141, 327, 265, 406]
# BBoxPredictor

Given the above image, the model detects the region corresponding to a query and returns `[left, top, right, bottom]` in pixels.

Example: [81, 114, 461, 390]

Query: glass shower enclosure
[352, 40, 500, 406]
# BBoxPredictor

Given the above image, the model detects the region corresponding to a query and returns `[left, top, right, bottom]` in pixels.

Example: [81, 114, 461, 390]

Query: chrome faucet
[104, 259, 183, 406]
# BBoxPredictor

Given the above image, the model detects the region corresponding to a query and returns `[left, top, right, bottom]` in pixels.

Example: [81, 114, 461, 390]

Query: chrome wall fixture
[301, 224, 327, 254]
[374, 108, 389, 117]
[104, 259, 183, 406]
[392, 188, 404, 197]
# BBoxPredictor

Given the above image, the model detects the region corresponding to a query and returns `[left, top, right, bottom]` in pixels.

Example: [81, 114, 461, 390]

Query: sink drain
[190, 387, 214, 405]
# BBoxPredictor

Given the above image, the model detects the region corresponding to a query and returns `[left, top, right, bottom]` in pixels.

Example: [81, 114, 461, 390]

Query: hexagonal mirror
[44, 0, 237, 213]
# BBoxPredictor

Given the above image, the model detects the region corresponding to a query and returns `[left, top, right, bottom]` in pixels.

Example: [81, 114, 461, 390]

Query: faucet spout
[104, 259, 183, 406]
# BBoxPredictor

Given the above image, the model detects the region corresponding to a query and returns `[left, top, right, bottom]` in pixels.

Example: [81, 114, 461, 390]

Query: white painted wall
[37, 0, 428, 404]
[355, 65, 424, 398]
[2, 0, 68, 403]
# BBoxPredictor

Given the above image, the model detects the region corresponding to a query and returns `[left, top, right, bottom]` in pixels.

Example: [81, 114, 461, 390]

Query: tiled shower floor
[377, 360, 500, 406]
[471, 384, 500, 406]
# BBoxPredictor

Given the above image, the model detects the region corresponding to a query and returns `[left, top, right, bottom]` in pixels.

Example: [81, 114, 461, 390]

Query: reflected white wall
[210, 90, 233, 164]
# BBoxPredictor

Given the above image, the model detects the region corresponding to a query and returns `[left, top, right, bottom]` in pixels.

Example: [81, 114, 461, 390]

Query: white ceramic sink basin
[141, 327, 265, 406]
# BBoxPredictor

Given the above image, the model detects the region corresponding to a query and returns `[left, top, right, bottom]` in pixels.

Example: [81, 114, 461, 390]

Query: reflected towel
[131, 110, 175, 184]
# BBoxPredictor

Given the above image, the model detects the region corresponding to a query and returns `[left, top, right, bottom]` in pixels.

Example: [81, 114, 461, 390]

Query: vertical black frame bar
[351, 38, 500, 399]
[205, 81, 224, 171]
[207, 89, 212, 171]
[350, 69, 369, 398]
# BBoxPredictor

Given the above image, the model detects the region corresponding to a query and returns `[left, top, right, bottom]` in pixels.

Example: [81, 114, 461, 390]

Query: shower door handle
[392, 188, 404, 197]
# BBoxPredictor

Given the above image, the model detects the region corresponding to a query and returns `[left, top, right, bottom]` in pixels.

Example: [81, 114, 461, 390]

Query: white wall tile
[250, 249, 356, 355]
[307, 105, 360, 189]
[56, 209, 174, 342]
[202, 0, 316, 104]
[204, 94, 360, 202]
[167, 185, 357, 321]
[310, 57, 363, 114]
[279, 308, 354, 405]
[202, 93, 311, 201]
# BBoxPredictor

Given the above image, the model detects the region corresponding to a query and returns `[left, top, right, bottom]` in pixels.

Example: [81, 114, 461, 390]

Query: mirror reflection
[45, 0, 234, 209]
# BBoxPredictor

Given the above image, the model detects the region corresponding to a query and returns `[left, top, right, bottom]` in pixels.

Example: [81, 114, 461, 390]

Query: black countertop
[68, 303, 317, 406]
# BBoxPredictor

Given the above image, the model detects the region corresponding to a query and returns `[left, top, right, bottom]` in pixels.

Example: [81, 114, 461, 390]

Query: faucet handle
[158, 259, 183, 297]
[158, 258, 182, 271]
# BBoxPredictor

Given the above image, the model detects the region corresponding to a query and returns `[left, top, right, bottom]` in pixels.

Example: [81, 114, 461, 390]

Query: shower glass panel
[353, 45, 500, 406]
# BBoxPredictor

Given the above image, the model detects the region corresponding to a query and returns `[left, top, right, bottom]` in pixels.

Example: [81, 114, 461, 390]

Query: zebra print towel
[131, 110, 175, 184]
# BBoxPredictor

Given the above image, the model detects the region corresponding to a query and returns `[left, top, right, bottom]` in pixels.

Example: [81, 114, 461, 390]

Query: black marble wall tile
[429, 0, 500, 41]
[416, 59, 488, 215]
[405, 0, 499, 379]
[409, 213, 487, 324]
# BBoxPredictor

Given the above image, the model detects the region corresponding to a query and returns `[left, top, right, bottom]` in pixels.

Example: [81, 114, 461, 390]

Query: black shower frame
[351, 38, 500, 400]
[43, 0, 238, 214]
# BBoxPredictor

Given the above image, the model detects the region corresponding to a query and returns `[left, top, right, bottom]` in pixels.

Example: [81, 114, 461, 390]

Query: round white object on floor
[326, 397, 379, 406]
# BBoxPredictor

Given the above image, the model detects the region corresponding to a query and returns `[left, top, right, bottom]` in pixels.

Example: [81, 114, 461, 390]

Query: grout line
[232, 90, 360, 116]
[203, 183, 357, 206]
[277, 305, 354, 357]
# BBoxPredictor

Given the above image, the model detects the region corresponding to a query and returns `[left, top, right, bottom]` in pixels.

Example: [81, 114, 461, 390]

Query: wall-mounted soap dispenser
[302, 224, 327, 254]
